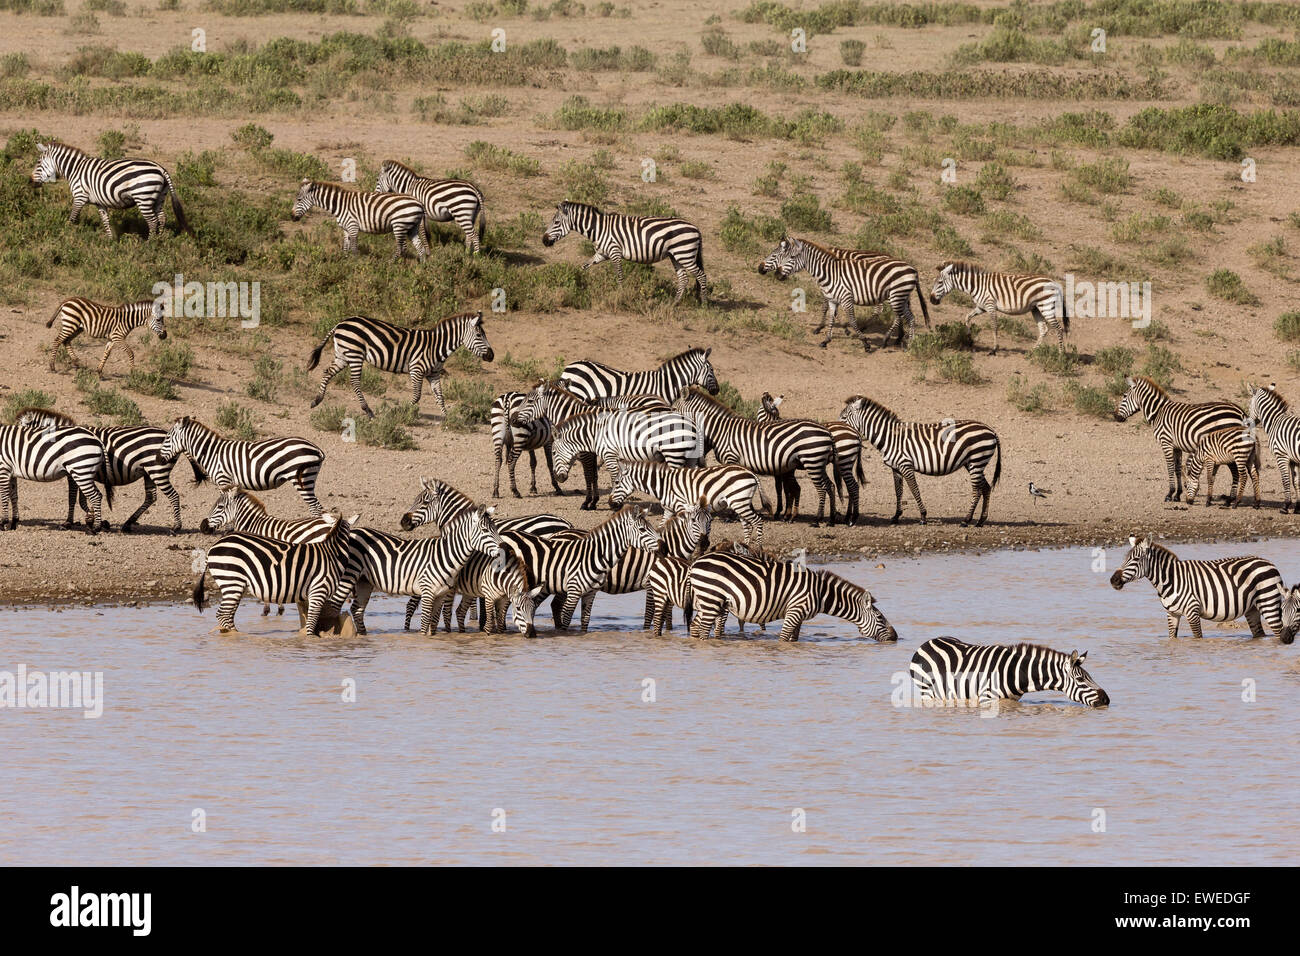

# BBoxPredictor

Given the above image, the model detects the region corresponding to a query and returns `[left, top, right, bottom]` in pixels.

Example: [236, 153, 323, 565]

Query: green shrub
[780, 193, 832, 231]
[716, 380, 758, 418]
[1096, 345, 1135, 376]
[1007, 374, 1051, 413]
[1205, 268, 1260, 306]
[840, 38, 865, 66]
[1275, 311, 1300, 342]
[937, 352, 981, 384]
[125, 370, 179, 400]
[942, 185, 985, 215]
[443, 378, 493, 431]
[215, 400, 256, 439]
[1029, 344, 1080, 377]
[2, 388, 53, 423]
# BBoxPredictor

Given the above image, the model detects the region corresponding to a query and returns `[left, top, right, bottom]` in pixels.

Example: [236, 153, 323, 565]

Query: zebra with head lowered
[609, 458, 769, 547]
[374, 160, 486, 252]
[158, 416, 326, 516]
[759, 392, 866, 525]
[1249, 382, 1300, 513]
[291, 179, 428, 261]
[542, 200, 709, 304]
[30, 141, 193, 239]
[597, 502, 712, 632]
[1, 408, 112, 532]
[840, 395, 1001, 527]
[909, 638, 1109, 708]
[47, 296, 167, 376]
[688, 550, 896, 643]
[758, 236, 931, 349]
[307, 311, 495, 419]
[1115, 375, 1243, 502]
[558, 348, 719, 403]
[929, 260, 1068, 354]
[1110, 534, 1296, 643]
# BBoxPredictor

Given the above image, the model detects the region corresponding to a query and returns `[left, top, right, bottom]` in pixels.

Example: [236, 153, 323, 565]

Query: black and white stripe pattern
[31, 140, 192, 239]
[46, 296, 167, 376]
[599, 504, 712, 632]
[1184, 427, 1260, 508]
[307, 311, 495, 419]
[839, 395, 1001, 526]
[542, 201, 709, 304]
[758, 392, 865, 525]
[549, 407, 703, 496]
[291, 179, 428, 260]
[158, 416, 325, 516]
[1115, 375, 1243, 502]
[491, 390, 562, 499]
[759, 236, 931, 349]
[1249, 383, 1300, 513]
[1111, 534, 1296, 643]
[608, 458, 768, 547]
[375, 160, 486, 252]
[909, 637, 1109, 707]
[557, 348, 719, 403]
[929, 260, 1069, 353]
[0, 408, 112, 532]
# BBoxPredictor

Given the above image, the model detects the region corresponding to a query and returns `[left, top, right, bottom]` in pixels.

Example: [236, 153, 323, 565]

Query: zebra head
[758, 237, 804, 280]
[457, 311, 495, 363]
[149, 298, 168, 340]
[550, 414, 598, 482]
[157, 417, 189, 465]
[199, 485, 246, 534]
[399, 476, 448, 531]
[691, 347, 720, 395]
[759, 392, 783, 421]
[541, 203, 573, 247]
[615, 504, 662, 554]
[30, 143, 61, 189]
[511, 380, 549, 428]
[1114, 376, 1164, 423]
[839, 395, 892, 446]
[462, 505, 505, 563]
[1109, 534, 1154, 590]
[373, 160, 402, 194]
[929, 261, 961, 305]
[1059, 650, 1110, 707]
[1280, 583, 1300, 645]
[291, 179, 318, 221]
[664, 501, 713, 557]
[1248, 382, 1285, 427]
[822, 574, 898, 642]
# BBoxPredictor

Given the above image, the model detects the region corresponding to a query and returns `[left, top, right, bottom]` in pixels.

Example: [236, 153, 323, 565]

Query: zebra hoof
[818, 341, 829, 349]
[511, 490, 522, 499]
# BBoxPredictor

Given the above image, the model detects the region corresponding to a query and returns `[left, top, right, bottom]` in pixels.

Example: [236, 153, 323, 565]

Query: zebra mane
[1128, 374, 1167, 399]
[670, 347, 708, 363]
[1260, 386, 1289, 411]
[439, 310, 484, 330]
[535, 379, 588, 403]
[17, 406, 75, 426]
[587, 502, 644, 534]
[42, 140, 85, 158]
[381, 158, 416, 175]
[177, 416, 220, 438]
[561, 200, 600, 216]
[680, 385, 731, 413]
[845, 394, 898, 420]
[234, 488, 267, 514]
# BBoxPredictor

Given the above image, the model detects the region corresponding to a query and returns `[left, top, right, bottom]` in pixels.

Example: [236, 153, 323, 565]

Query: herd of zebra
[12, 137, 1300, 710]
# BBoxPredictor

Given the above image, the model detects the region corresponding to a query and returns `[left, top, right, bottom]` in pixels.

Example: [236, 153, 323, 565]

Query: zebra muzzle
[1108, 571, 1126, 590]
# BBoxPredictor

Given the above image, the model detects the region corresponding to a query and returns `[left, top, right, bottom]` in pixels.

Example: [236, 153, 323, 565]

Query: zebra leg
[419, 591, 440, 637]
[1, 472, 16, 529]
[440, 594, 454, 632]
[808, 465, 835, 527]
[1204, 463, 1218, 506]
[557, 591, 581, 631]
[527, 449, 539, 495]
[492, 442, 504, 498]
[1249, 461, 1261, 508]
[899, 465, 926, 524]
[453, 212, 478, 252]
[689, 598, 720, 640]
[694, 265, 710, 305]
[158, 473, 182, 533]
[1184, 607, 1203, 640]
[507, 446, 524, 499]
[430, 374, 446, 416]
[579, 592, 595, 633]
[97, 207, 114, 238]
[976, 473, 993, 526]
[673, 268, 688, 305]
[215, 583, 244, 633]
[456, 597, 470, 632]
[543, 443, 564, 495]
[404, 596, 419, 632]
[889, 471, 905, 523]
[96, 339, 119, 377]
[961, 473, 983, 527]
[642, 591, 656, 632]
[68, 197, 86, 225]
[820, 300, 839, 348]
[410, 226, 429, 263]
[64, 477, 78, 529]
[348, 361, 376, 419]
[1162, 446, 1180, 501]
[1245, 607, 1267, 639]
[779, 611, 806, 642]
[310, 359, 346, 409]
[1166, 613, 1180, 640]
[345, 579, 372, 635]
[408, 366, 424, 409]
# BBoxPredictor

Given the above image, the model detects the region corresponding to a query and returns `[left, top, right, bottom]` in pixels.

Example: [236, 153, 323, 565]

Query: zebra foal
[47, 296, 168, 376]
[292, 179, 428, 261]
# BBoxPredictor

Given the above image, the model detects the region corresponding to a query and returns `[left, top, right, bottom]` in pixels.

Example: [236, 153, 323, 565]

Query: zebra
[608, 458, 769, 547]
[491, 390, 562, 500]
[46, 296, 167, 377]
[191, 511, 354, 636]
[758, 236, 931, 349]
[549, 408, 704, 506]
[291, 179, 428, 261]
[307, 311, 495, 419]
[16, 409, 200, 533]
[1110, 534, 1296, 643]
[1184, 426, 1261, 509]
[30, 141, 193, 239]
[557, 347, 719, 402]
[645, 555, 693, 637]
[433, 548, 539, 636]
[157, 416, 325, 516]
[839, 395, 1001, 527]
[909, 637, 1109, 708]
[598, 503, 712, 632]
[928, 260, 1069, 354]
[759, 392, 866, 525]
[0, 408, 113, 532]
[674, 386, 839, 526]
[542, 201, 709, 304]
[374, 160, 486, 252]
[1248, 382, 1300, 513]
[688, 550, 896, 642]
[1114, 375, 1243, 502]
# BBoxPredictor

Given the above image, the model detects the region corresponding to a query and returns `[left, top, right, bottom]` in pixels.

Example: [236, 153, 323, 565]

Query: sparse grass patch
[1274, 311, 1300, 342]
[1030, 344, 1080, 377]
[1205, 268, 1259, 306]
[2, 388, 54, 423]
[1140, 344, 1181, 389]
[443, 378, 493, 431]
[1007, 374, 1051, 414]
[215, 400, 256, 440]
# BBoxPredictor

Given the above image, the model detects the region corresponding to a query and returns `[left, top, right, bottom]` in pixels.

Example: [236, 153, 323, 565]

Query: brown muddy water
[1, 541, 1298, 866]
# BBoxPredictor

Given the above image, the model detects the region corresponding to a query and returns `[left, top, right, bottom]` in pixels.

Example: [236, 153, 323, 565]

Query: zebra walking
[1184, 426, 1261, 509]
[1114, 375, 1243, 502]
[929, 260, 1068, 353]
[47, 296, 167, 376]
[759, 237, 931, 349]
[909, 638, 1109, 707]
[0, 408, 112, 532]
[291, 179, 428, 261]
[608, 458, 769, 547]
[557, 347, 719, 402]
[759, 392, 866, 525]
[30, 141, 193, 239]
[307, 311, 495, 419]
[542, 201, 709, 304]
[157, 416, 326, 516]
[1248, 383, 1300, 513]
[375, 160, 486, 252]
[688, 550, 896, 642]
[491, 390, 563, 499]
[1110, 534, 1296, 643]
[839, 395, 1001, 526]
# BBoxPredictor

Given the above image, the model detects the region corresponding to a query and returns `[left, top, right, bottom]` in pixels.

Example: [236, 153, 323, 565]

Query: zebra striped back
[558, 348, 719, 402]
[375, 159, 486, 251]
[930, 260, 1063, 319]
[32, 141, 191, 237]
[48, 297, 167, 342]
[200, 486, 336, 543]
[0, 408, 113, 530]
[909, 637, 1109, 707]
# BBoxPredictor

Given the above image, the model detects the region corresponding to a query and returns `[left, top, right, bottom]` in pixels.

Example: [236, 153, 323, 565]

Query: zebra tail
[755, 482, 773, 517]
[191, 572, 208, 612]
[916, 285, 931, 329]
[476, 206, 487, 248]
[991, 437, 1002, 490]
[168, 177, 195, 237]
[98, 452, 115, 510]
[46, 303, 61, 328]
[306, 328, 334, 371]
[1060, 292, 1071, 333]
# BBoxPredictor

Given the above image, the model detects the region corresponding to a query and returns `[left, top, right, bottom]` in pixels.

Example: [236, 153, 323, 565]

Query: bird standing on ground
[1029, 482, 1051, 504]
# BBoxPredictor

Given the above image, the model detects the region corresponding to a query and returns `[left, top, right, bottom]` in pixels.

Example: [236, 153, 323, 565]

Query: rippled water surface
[2, 540, 1298, 865]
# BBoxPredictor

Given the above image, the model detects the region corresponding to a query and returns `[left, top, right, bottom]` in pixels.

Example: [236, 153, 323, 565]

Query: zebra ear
[471, 312, 482, 325]
[419, 476, 434, 490]
[1269, 382, 1277, 391]
[1124, 376, 1134, 387]
[37, 142, 47, 153]
[347, 513, 360, 525]
[1128, 534, 1137, 547]
[1077, 650, 1088, 661]
[485, 505, 496, 516]
[704, 347, 712, 358]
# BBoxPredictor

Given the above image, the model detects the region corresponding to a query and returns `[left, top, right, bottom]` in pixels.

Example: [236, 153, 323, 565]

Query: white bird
[1029, 482, 1051, 504]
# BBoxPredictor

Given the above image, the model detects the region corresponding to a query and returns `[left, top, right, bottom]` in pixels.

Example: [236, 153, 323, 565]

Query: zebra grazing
[1115, 375, 1243, 502]
[758, 236, 931, 349]
[759, 392, 866, 525]
[1249, 382, 1300, 513]
[609, 458, 769, 547]
[840, 395, 1001, 527]
[1184, 427, 1260, 509]
[909, 638, 1109, 708]
[191, 512, 354, 636]
[47, 297, 167, 376]
[307, 312, 495, 419]
[291, 179, 428, 261]
[688, 550, 896, 642]
[929, 260, 1068, 354]
[434, 549, 539, 637]
[1, 408, 113, 532]
[599, 503, 712, 632]
[491, 390, 563, 499]
[375, 160, 486, 252]
[1110, 534, 1296, 643]
[674, 386, 839, 526]
[549, 408, 704, 505]
[30, 141, 193, 239]
[158, 416, 325, 516]
[557, 347, 719, 403]
[542, 201, 709, 304]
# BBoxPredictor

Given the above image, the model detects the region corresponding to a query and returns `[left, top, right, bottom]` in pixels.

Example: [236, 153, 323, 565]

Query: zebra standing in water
[1110, 534, 1296, 643]
[157, 417, 326, 516]
[909, 638, 1109, 708]
[1115, 375, 1242, 502]
[759, 392, 866, 525]
[542, 201, 709, 304]
[436, 548, 539, 636]
[1183, 427, 1261, 509]
[291, 179, 428, 261]
[557, 348, 720, 403]
[840, 395, 1001, 527]
[608, 459, 770, 547]
[598, 503, 712, 631]
[307, 311, 495, 419]
[758, 237, 931, 349]
[374, 160, 486, 252]
[491, 390, 563, 499]
[47, 296, 167, 376]
[1249, 383, 1300, 513]
[30, 141, 193, 239]
[0, 408, 112, 532]
[928, 260, 1068, 354]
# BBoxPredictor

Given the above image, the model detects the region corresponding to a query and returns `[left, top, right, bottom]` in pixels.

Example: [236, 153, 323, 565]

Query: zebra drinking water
[908, 637, 1109, 708]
